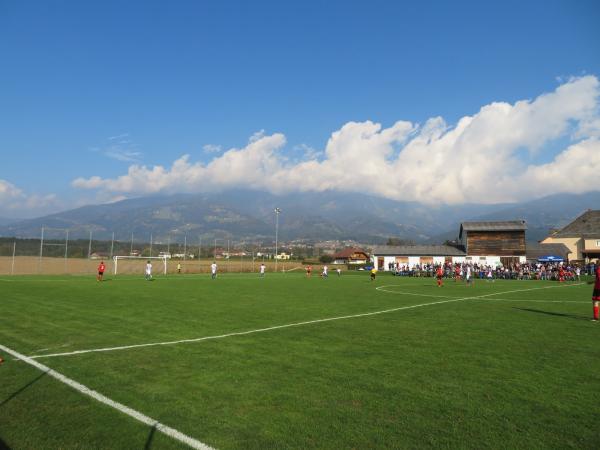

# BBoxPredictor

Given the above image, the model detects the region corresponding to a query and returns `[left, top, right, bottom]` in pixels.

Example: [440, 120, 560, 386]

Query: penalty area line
[0, 343, 215, 450]
[28, 283, 581, 361]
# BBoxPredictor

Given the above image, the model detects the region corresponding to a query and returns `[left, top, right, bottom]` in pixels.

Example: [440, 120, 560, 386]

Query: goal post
[113, 256, 168, 276]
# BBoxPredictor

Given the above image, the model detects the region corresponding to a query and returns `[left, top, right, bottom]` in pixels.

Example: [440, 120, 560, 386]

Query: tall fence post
[11, 241, 16, 275]
[64, 230, 69, 273]
[39, 226, 44, 274]
[110, 232, 115, 259]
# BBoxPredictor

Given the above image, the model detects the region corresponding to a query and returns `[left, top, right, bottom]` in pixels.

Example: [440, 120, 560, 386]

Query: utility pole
[274, 208, 281, 273]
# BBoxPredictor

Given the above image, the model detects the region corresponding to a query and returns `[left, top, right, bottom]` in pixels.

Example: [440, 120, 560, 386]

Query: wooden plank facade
[466, 230, 526, 256]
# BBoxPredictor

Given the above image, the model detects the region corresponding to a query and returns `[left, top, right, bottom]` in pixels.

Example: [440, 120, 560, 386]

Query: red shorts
[593, 288, 600, 301]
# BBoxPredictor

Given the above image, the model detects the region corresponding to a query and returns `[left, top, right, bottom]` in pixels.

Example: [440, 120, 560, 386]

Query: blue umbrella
[538, 255, 564, 262]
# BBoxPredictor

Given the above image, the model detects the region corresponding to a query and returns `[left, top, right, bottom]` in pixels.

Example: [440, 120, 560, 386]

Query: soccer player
[306, 265, 312, 277]
[465, 264, 473, 287]
[145, 261, 152, 280]
[436, 265, 443, 287]
[370, 267, 377, 281]
[211, 261, 218, 279]
[322, 265, 328, 278]
[260, 263, 266, 277]
[97, 261, 106, 282]
[558, 265, 565, 283]
[336, 267, 342, 276]
[177, 262, 182, 274]
[592, 264, 600, 321]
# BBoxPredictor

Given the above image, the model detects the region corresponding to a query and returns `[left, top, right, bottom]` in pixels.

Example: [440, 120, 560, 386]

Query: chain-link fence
[0, 228, 304, 275]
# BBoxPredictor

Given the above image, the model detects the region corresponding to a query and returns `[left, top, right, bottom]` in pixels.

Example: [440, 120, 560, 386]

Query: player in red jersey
[436, 266, 444, 287]
[306, 265, 312, 277]
[97, 261, 106, 282]
[592, 264, 600, 321]
[454, 265, 461, 282]
[558, 266, 565, 283]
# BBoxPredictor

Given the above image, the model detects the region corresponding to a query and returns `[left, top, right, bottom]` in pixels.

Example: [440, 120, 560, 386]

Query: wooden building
[332, 247, 369, 265]
[371, 220, 528, 271]
[459, 220, 527, 266]
[541, 210, 600, 262]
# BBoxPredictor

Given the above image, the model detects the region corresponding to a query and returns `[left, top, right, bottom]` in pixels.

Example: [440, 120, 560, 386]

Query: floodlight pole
[110, 232, 114, 259]
[130, 232, 134, 256]
[184, 234, 187, 261]
[274, 207, 281, 273]
[150, 232, 153, 257]
[87, 230, 92, 259]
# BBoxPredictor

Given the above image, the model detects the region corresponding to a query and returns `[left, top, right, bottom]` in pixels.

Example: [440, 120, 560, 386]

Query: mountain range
[1, 190, 598, 244]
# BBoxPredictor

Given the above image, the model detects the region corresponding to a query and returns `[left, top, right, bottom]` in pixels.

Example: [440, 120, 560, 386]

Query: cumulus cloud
[0, 179, 60, 217]
[72, 75, 600, 204]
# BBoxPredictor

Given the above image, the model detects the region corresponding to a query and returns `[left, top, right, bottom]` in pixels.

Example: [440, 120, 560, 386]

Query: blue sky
[1, 0, 599, 217]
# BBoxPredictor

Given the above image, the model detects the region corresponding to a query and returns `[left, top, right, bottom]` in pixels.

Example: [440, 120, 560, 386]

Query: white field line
[29, 283, 582, 360]
[481, 298, 587, 303]
[0, 343, 215, 450]
[376, 285, 587, 303]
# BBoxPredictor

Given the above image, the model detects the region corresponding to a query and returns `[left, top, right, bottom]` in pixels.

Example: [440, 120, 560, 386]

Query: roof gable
[333, 247, 369, 259]
[459, 220, 527, 239]
[552, 210, 600, 238]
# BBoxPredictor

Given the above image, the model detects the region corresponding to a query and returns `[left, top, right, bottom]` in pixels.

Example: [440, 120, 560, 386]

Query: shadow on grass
[0, 435, 12, 449]
[144, 425, 156, 450]
[0, 372, 46, 408]
[513, 307, 589, 321]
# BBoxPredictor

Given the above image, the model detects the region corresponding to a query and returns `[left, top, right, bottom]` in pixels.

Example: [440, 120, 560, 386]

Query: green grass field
[1, 272, 599, 449]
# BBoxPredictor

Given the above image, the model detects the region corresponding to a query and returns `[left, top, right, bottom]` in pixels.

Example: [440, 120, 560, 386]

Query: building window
[479, 257, 486, 261]
[597, 240, 600, 247]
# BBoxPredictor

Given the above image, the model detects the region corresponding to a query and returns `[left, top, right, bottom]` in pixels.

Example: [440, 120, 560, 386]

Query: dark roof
[551, 210, 600, 238]
[526, 242, 571, 261]
[332, 247, 369, 259]
[460, 220, 527, 239]
[372, 245, 466, 257]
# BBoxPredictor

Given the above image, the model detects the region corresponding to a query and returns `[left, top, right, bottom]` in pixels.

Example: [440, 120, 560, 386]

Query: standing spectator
[592, 264, 600, 321]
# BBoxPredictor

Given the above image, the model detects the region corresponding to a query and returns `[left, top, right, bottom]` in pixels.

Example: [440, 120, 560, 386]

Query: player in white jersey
[145, 261, 153, 280]
[465, 265, 473, 286]
[260, 263, 266, 277]
[211, 262, 217, 279]
[322, 265, 328, 278]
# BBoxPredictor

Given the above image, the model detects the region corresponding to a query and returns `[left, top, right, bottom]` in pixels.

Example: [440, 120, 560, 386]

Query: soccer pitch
[1, 273, 598, 449]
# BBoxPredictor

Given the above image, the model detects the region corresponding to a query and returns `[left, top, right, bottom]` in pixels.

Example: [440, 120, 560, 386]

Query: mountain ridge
[1, 190, 598, 244]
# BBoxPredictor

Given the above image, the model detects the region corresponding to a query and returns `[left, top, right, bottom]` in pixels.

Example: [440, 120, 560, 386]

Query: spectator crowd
[388, 261, 597, 281]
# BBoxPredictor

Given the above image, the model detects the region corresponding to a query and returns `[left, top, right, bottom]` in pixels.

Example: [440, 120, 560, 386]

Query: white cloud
[0, 179, 60, 218]
[72, 75, 600, 204]
[92, 134, 143, 162]
[202, 144, 223, 153]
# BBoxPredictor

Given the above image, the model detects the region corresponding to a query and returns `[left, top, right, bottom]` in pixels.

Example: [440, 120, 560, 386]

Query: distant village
[1, 210, 599, 268]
